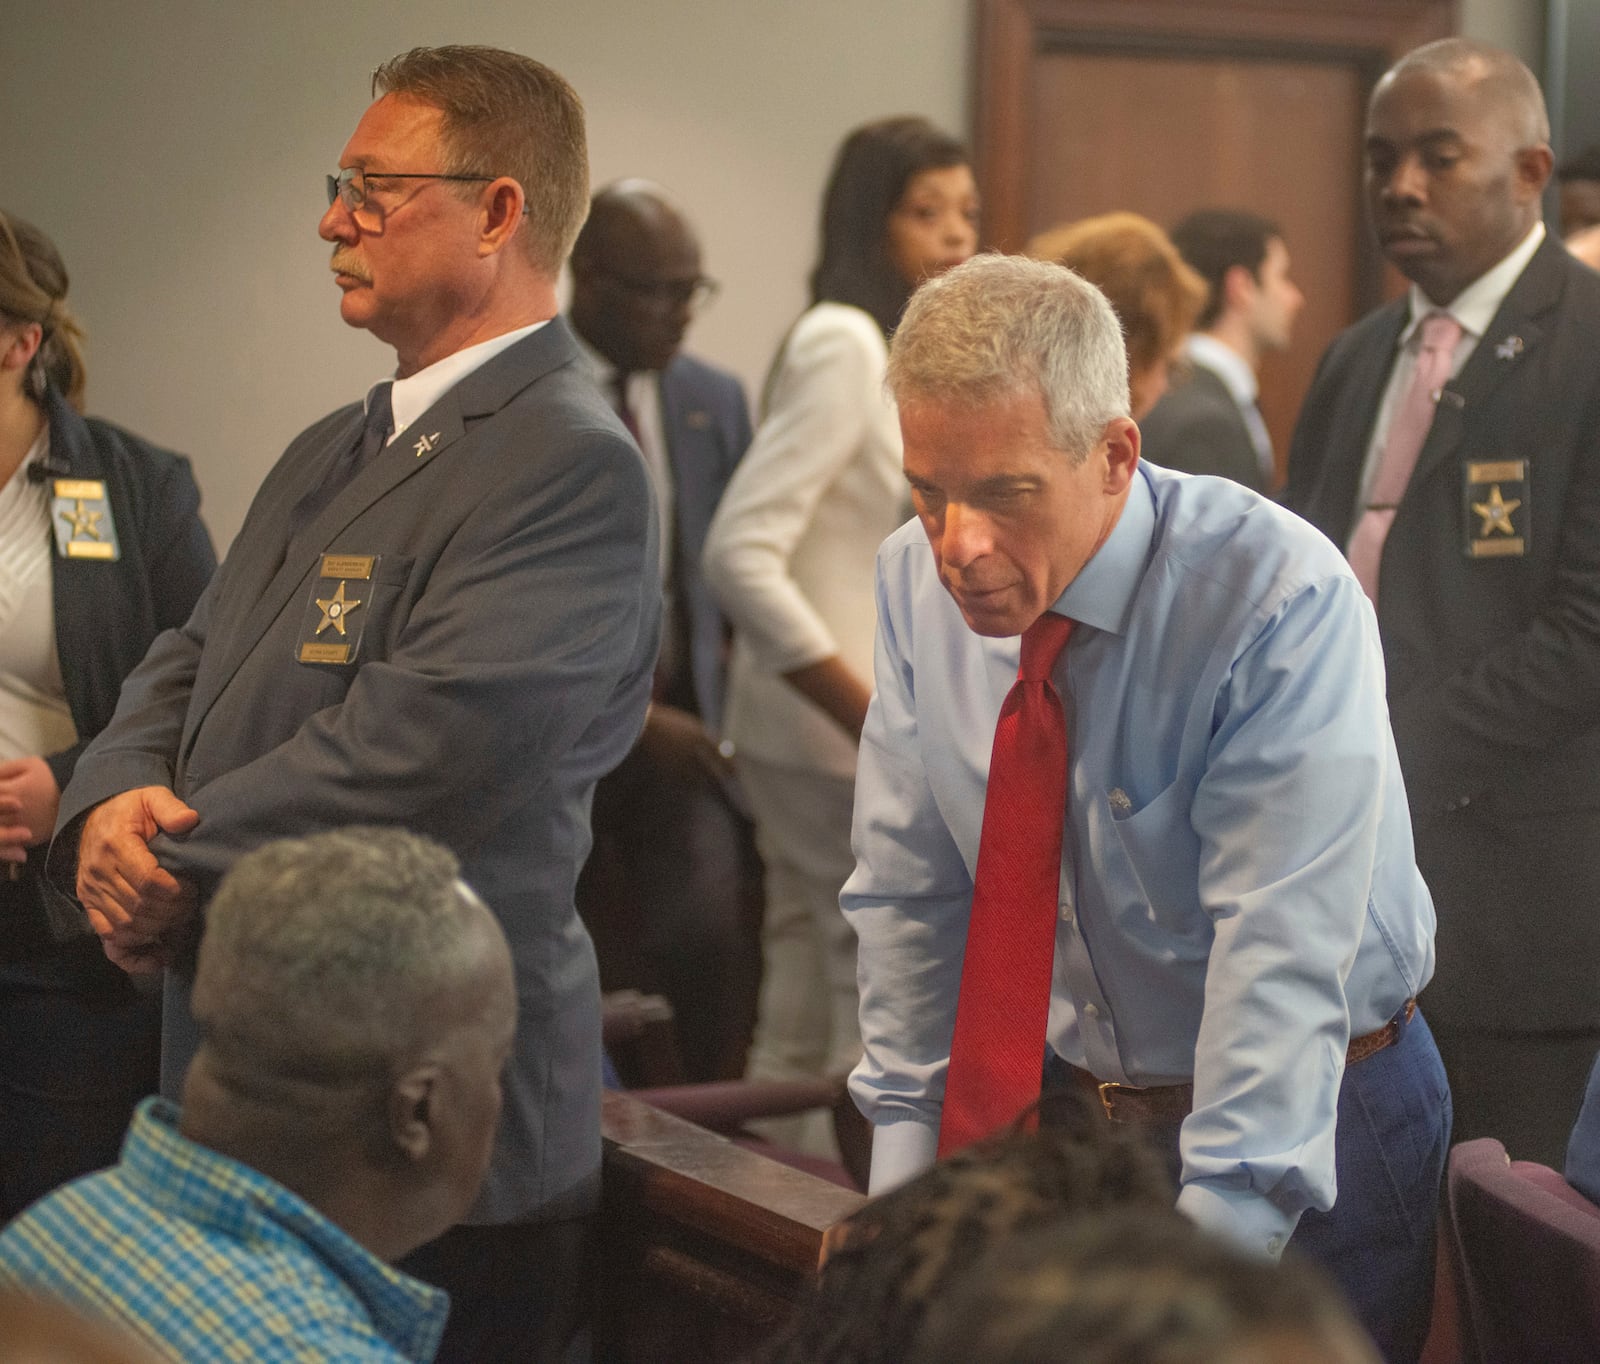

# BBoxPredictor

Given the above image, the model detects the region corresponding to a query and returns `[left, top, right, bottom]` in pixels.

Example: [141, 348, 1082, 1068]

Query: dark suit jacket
[1286, 236, 1600, 1032]
[1567, 1051, 1600, 1204]
[1139, 361, 1269, 493]
[657, 353, 751, 733]
[50, 320, 661, 1222]
[8, 388, 214, 980]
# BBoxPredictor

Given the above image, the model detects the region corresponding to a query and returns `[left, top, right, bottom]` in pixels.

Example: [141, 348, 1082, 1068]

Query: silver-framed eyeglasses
[326, 167, 494, 214]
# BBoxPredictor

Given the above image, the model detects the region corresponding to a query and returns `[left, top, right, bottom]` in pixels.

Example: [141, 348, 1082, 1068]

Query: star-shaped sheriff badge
[314, 579, 364, 636]
[1472, 484, 1521, 537]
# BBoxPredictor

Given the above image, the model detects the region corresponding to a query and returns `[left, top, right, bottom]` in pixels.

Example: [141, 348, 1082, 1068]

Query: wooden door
[976, 0, 1456, 483]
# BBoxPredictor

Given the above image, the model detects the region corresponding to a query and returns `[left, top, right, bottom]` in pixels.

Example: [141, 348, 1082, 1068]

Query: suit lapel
[657, 363, 709, 552]
[47, 390, 110, 719]
[186, 319, 581, 732]
[1408, 238, 1563, 494]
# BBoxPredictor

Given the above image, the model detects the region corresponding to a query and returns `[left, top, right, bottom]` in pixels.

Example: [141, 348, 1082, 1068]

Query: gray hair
[887, 253, 1130, 462]
[192, 828, 497, 1087]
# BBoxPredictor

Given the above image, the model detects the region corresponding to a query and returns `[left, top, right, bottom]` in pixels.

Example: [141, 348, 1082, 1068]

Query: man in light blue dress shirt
[843, 254, 1449, 1360]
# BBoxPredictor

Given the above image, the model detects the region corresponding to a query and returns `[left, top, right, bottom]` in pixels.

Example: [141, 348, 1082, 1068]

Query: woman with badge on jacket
[0, 211, 216, 1219]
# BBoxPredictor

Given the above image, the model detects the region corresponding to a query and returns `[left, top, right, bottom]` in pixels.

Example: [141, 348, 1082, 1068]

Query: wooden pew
[598, 1090, 867, 1362]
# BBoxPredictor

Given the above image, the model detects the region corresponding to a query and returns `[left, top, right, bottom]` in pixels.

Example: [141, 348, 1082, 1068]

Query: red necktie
[938, 611, 1074, 1156]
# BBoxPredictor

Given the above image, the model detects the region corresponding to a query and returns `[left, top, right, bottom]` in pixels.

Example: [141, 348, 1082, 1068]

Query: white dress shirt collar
[377, 320, 549, 442]
[1401, 221, 1545, 346]
[1184, 333, 1258, 405]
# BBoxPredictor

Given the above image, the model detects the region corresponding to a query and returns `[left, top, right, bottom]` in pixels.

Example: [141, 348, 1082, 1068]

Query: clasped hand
[0, 755, 61, 866]
[76, 786, 200, 973]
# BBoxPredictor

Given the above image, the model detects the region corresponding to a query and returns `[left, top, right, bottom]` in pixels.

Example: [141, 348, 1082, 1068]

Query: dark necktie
[291, 380, 394, 534]
[939, 611, 1074, 1156]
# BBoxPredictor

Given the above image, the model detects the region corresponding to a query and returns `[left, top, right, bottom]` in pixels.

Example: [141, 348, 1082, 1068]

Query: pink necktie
[1347, 312, 1462, 602]
[939, 611, 1074, 1156]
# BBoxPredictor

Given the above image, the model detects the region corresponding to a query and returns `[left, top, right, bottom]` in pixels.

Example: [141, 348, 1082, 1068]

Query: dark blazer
[1567, 1051, 1600, 1204]
[1139, 360, 1269, 493]
[8, 389, 214, 977]
[51, 320, 661, 1222]
[658, 353, 751, 733]
[1286, 236, 1600, 1032]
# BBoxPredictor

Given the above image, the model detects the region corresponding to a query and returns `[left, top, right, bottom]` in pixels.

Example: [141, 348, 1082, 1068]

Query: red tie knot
[1019, 611, 1074, 681]
[1419, 311, 1462, 358]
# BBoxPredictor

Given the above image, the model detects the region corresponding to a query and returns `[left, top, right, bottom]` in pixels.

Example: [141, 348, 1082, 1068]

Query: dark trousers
[398, 1216, 593, 1364]
[1048, 1007, 1450, 1364]
[0, 954, 160, 1222]
[1428, 1022, 1600, 1168]
[577, 736, 763, 1082]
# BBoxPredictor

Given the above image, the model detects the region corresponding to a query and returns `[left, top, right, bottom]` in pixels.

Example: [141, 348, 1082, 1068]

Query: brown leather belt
[1065, 1000, 1417, 1125]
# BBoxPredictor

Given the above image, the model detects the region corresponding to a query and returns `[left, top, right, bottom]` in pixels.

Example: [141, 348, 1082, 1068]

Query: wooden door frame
[974, 0, 1457, 312]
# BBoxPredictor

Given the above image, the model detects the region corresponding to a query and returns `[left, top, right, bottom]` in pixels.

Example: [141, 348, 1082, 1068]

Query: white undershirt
[382, 320, 550, 444]
[0, 425, 77, 761]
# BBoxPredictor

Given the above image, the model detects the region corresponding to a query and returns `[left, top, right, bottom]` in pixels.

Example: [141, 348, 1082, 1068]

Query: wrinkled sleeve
[1176, 572, 1386, 1256]
[842, 545, 973, 1192]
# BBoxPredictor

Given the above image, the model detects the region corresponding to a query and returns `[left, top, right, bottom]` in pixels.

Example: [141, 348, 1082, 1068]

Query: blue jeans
[1046, 1007, 1451, 1363]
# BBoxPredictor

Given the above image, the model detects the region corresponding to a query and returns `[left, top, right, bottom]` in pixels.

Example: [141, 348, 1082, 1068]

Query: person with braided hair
[0, 211, 215, 1219]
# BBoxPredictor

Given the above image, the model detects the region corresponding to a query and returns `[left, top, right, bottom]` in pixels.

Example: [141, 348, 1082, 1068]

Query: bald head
[569, 180, 707, 372]
[1380, 39, 1549, 144]
[1365, 39, 1553, 304]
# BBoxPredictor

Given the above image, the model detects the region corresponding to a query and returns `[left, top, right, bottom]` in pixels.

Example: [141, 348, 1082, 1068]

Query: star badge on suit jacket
[1472, 485, 1521, 537]
[58, 498, 104, 540]
[314, 580, 363, 636]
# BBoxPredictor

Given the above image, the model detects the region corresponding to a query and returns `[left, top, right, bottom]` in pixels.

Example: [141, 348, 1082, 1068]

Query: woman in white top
[703, 118, 977, 1152]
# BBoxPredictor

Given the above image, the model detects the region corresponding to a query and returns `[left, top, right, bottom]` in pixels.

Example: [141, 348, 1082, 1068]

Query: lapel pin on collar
[1494, 335, 1524, 361]
[414, 432, 440, 458]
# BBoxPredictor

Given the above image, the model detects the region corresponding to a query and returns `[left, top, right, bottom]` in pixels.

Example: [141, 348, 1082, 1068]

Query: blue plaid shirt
[0, 1098, 448, 1361]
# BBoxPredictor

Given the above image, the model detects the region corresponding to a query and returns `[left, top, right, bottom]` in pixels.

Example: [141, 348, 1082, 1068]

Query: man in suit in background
[1139, 210, 1302, 493]
[568, 182, 764, 1082]
[46, 45, 659, 1362]
[1287, 37, 1600, 1167]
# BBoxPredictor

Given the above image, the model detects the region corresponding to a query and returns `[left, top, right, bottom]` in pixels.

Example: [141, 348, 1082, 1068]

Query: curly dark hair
[753, 1089, 1175, 1364]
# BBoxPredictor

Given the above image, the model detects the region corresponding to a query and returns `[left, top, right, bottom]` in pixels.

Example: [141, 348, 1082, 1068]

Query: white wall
[0, 0, 969, 547]
[0, 0, 1536, 549]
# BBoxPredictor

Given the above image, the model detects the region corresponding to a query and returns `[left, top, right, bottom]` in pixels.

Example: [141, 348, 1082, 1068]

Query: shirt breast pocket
[1097, 779, 1207, 950]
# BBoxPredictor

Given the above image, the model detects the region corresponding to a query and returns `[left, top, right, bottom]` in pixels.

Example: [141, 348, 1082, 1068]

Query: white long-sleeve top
[703, 302, 905, 778]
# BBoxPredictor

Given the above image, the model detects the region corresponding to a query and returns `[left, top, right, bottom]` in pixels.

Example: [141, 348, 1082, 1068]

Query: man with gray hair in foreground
[843, 253, 1448, 1356]
[0, 828, 516, 1363]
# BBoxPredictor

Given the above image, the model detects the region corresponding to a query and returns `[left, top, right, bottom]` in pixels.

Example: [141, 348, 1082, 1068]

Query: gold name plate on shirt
[298, 642, 352, 664]
[319, 554, 375, 580]
[1463, 459, 1528, 559]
